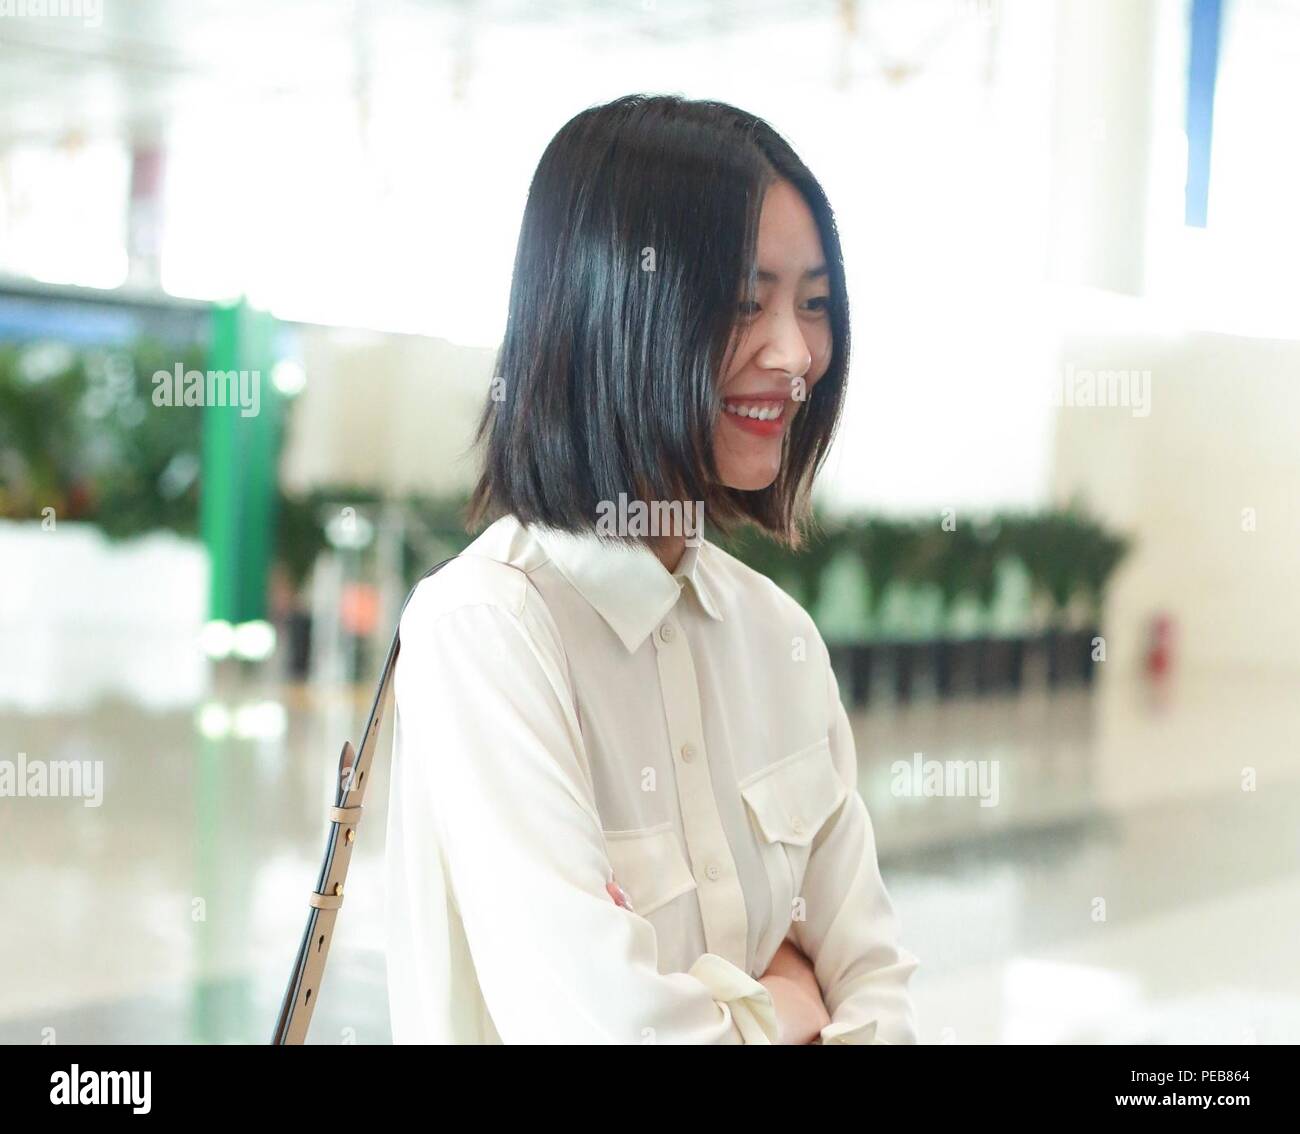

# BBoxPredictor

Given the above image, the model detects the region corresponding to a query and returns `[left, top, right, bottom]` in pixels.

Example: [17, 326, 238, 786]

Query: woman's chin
[719, 464, 781, 492]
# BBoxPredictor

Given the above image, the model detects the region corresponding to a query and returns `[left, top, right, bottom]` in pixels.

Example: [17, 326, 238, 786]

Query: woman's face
[714, 178, 834, 492]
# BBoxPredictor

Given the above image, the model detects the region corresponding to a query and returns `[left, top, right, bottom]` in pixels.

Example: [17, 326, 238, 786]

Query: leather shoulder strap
[271, 555, 460, 1044]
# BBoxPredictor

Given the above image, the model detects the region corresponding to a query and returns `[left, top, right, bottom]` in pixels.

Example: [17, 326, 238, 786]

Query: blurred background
[1, 0, 1297, 1045]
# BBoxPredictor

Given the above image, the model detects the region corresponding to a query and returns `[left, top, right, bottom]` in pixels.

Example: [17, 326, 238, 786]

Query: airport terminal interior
[1, 0, 1298, 1043]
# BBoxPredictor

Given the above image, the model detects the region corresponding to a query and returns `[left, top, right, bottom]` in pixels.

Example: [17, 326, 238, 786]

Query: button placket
[651, 613, 749, 969]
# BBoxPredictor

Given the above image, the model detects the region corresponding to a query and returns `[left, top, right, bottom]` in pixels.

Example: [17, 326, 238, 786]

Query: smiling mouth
[721, 396, 790, 438]
[722, 397, 785, 421]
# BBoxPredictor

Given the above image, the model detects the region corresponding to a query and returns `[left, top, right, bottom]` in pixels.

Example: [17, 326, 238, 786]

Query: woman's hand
[757, 937, 830, 1044]
[606, 876, 634, 911]
[606, 880, 827, 1044]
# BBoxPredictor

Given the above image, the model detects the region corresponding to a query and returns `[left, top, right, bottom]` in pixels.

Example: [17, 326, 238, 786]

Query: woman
[384, 94, 919, 1044]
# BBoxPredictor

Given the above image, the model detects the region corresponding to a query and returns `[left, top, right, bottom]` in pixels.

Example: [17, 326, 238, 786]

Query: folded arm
[789, 653, 921, 1045]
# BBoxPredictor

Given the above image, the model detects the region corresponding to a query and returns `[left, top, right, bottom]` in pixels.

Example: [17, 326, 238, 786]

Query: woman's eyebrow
[754, 265, 829, 283]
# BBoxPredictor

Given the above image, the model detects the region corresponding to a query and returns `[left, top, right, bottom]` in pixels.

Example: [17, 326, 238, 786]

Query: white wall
[278, 324, 495, 498]
[1051, 324, 1300, 680]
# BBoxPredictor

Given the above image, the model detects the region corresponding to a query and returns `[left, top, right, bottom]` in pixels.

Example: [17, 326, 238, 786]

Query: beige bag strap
[271, 555, 460, 1044]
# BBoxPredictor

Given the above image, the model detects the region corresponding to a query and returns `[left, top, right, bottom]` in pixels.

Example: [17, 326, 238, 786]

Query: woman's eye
[737, 300, 761, 317]
[803, 295, 831, 314]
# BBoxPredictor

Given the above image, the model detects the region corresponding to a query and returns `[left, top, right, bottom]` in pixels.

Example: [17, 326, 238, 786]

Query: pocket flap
[603, 823, 698, 917]
[739, 738, 847, 847]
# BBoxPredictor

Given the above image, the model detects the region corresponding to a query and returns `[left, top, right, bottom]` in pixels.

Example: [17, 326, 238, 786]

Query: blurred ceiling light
[233, 701, 288, 741]
[271, 359, 307, 397]
[0, 140, 131, 289]
[196, 702, 232, 740]
[325, 508, 374, 550]
[232, 620, 277, 662]
[199, 620, 235, 659]
[196, 700, 288, 741]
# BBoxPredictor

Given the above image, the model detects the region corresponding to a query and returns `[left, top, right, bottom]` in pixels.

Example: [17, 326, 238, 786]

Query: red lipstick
[720, 392, 792, 439]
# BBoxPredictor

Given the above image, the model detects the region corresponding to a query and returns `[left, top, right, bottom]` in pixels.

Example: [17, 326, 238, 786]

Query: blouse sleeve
[789, 651, 921, 1045]
[393, 576, 778, 1044]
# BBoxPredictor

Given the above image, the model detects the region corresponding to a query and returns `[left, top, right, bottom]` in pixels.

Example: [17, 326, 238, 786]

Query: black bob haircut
[467, 93, 850, 550]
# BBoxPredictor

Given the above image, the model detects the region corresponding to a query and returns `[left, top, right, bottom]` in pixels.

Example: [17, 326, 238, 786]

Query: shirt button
[791, 816, 805, 835]
[680, 743, 696, 763]
[658, 622, 676, 643]
[705, 864, 720, 881]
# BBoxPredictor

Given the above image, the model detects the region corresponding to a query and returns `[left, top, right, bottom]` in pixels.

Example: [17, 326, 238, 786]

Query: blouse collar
[526, 518, 724, 652]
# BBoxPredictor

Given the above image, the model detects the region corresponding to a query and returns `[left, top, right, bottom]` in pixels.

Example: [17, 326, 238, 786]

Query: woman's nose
[756, 314, 812, 380]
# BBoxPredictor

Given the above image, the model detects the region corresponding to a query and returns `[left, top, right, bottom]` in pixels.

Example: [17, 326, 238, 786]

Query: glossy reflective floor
[2, 664, 1296, 1044]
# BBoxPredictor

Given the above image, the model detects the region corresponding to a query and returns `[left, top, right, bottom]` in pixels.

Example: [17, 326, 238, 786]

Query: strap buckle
[309, 883, 345, 910]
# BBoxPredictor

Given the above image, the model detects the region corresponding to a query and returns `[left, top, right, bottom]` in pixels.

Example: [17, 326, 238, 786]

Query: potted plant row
[713, 505, 1131, 706]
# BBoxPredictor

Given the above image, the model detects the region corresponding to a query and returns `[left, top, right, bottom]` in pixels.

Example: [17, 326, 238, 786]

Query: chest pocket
[739, 738, 847, 912]
[602, 822, 698, 918]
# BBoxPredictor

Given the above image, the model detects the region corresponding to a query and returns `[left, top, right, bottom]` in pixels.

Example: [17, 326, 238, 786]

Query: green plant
[275, 492, 331, 592]
[848, 516, 923, 619]
[1001, 506, 1113, 630]
[1077, 525, 1131, 624]
[710, 521, 801, 595]
[0, 338, 206, 535]
[966, 515, 1004, 618]
[913, 521, 977, 621]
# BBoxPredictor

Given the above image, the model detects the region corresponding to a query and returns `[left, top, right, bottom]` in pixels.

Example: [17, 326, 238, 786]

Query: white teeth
[723, 400, 783, 421]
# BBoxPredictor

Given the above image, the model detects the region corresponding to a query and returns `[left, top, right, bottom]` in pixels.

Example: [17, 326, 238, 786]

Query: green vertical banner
[201, 298, 283, 624]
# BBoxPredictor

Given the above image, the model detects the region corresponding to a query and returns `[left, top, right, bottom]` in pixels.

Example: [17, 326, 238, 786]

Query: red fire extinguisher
[1145, 612, 1175, 681]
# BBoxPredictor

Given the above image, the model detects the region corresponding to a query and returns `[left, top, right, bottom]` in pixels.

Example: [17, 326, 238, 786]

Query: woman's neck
[648, 533, 686, 574]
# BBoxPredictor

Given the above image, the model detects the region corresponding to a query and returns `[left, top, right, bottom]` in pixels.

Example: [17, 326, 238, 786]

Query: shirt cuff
[817, 1017, 881, 1044]
[687, 953, 779, 1044]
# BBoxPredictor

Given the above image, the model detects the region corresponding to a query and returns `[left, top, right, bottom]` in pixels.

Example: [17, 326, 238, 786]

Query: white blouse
[383, 512, 920, 1044]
